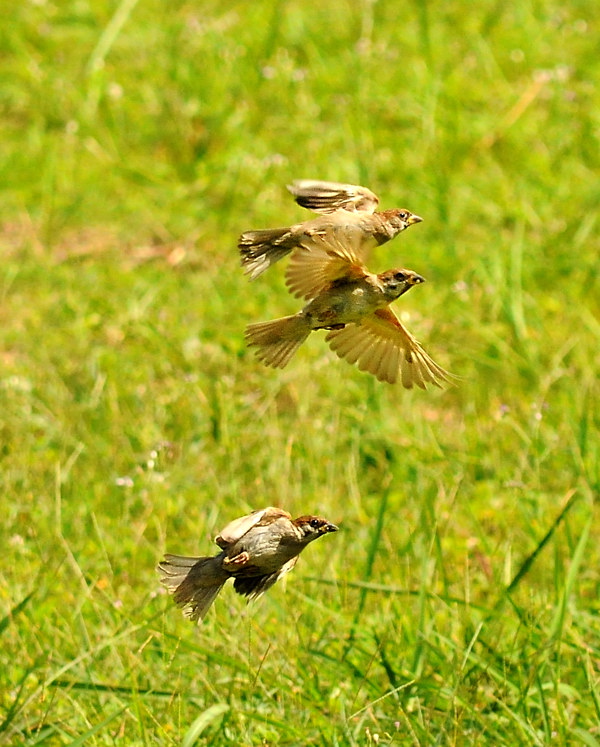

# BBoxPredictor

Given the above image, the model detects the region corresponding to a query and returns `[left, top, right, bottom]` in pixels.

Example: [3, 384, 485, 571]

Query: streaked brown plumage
[239, 180, 422, 279]
[245, 229, 452, 388]
[158, 507, 338, 623]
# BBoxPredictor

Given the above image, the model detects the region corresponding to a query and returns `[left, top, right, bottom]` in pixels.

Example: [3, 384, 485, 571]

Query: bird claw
[223, 551, 250, 567]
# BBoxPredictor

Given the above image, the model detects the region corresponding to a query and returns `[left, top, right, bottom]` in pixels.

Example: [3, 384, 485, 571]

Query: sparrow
[245, 228, 451, 388]
[157, 506, 338, 623]
[239, 180, 422, 279]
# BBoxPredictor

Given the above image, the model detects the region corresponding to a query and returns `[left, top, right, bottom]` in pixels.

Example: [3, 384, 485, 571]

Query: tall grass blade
[503, 490, 578, 598]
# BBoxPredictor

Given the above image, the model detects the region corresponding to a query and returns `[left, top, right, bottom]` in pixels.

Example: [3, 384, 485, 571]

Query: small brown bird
[158, 507, 338, 623]
[239, 180, 422, 279]
[245, 229, 451, 388]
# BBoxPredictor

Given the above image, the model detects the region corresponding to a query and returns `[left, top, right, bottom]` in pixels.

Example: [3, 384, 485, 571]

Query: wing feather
[287, 180, 380, 214]
[325, 308, 452, 388]
[233, 558, 299, 600]
[285, 227, 370, 300]
[216, 507, 291, 547]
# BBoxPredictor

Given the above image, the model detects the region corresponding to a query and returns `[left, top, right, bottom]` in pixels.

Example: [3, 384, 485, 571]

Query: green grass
[1, 0, 599, 743]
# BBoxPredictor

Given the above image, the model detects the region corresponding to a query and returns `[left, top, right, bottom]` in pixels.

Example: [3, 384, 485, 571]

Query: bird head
[389, 209, 423, 232]
[292, 515, 339, 544]
[379, 268, 425, 300]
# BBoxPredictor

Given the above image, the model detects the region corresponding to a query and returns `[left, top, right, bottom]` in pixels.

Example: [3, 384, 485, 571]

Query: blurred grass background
[1, 0, 599, 744]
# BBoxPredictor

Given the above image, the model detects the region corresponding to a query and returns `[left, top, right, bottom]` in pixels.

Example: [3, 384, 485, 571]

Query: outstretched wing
[216, 507, 291, 548]
[285, 227, 372, 300]
[325, 308, 452, 389]
[288, 180, 380, 214]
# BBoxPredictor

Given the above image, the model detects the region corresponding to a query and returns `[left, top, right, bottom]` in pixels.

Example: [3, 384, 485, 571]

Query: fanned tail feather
[245, 315, 311, 368]
[238, 228, 292, 279]
[157, 554, 227, 623]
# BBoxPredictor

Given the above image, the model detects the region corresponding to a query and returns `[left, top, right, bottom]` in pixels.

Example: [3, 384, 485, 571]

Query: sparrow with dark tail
[158, 507, 338, 623]
[239, 180, 422, 279]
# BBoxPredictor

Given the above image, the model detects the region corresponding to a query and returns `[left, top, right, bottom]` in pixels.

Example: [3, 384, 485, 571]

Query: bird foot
[223, 551, 250, 568]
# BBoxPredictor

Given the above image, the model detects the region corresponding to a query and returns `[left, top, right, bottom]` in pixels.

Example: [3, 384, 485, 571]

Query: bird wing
[325, 308, 452, 389]
[285, 227, 371, 300]
[216, 507, 291, 547]
[287, 180, 380, 214]
[233, 557, 299, 600]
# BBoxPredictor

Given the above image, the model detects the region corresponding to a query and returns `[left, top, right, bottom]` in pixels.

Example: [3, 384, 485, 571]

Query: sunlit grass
[1, 0, 599, 744]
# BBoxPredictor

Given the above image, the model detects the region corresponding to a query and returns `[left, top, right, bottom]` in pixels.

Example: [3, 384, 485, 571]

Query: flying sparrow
[158, 506, 338, 623]
[245, 228, 451, 388]
[239, 180, 422, 279]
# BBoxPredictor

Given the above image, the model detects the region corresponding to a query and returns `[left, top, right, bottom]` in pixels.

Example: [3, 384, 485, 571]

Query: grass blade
[502, 490, 578, 599]
[65, 706, 127, 747]
[0, 592, 35, 635]
[181, 704, 229, 747]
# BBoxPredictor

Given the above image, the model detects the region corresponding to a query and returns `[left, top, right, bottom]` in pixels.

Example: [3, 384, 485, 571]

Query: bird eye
[309, 518, 321, 529]
[399, 211, 408, 220]
[394, 272, 407, 282]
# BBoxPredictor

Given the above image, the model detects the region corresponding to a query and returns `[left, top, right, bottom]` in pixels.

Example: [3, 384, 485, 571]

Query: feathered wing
[325, 308, 452, 389]
[287, 180, 379, 214]
[232, 558, 299, 600]
[285, 228, 371, 300]
[216, 507, 291, 547]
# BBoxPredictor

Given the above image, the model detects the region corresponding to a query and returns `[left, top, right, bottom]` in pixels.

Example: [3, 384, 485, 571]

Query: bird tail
[238, 228, 292, 279]
[245, 315, 311, 368]
[157, 554, 227, 623]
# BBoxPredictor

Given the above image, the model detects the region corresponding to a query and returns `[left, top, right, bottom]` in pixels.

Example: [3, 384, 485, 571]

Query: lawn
[1, 0, 599, 744]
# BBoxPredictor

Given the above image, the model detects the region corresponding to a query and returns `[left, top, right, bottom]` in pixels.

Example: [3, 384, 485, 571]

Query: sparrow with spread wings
[158, 507, 338, 623]
[245, 228, 452, 388]
[239, 180, 422, 279]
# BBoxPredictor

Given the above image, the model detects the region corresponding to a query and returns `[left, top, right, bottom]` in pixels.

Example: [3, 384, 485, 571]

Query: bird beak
[408, 214, 423, 225]
[324, 523, 338, 533]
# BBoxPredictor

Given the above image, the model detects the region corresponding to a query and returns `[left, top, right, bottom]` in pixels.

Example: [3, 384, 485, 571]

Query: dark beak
[324, 523, 338, 533]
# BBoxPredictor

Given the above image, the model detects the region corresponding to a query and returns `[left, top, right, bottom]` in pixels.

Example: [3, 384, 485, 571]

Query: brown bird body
[239, 180, 422, 279]
[158, 507, 338, 623]
[245, 229, 452, 388]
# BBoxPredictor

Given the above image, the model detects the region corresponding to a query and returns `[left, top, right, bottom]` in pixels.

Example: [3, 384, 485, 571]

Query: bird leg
[223, 551, 251, 568]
